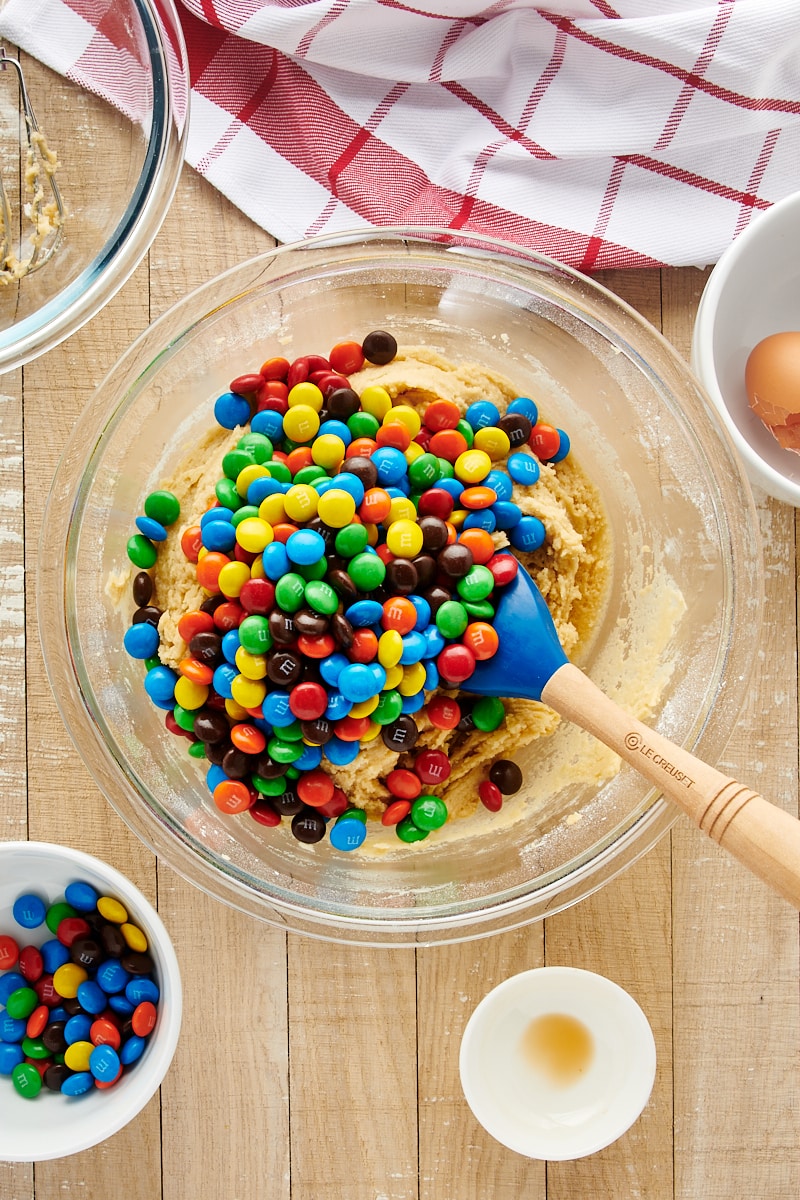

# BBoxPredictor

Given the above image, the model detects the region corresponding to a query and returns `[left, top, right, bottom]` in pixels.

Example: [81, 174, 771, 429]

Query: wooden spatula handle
[542, 663, 800, 908]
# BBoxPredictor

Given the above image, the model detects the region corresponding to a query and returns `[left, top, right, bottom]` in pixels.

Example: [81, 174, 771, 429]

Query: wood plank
[287, 938, 419, 1200]
[664, 267, 800, 1198]
[545, 851, 673, 1200]
[417, 266, 660, 1199]
[417, 928, 546, 1200]
[0, 1164, 33, 1200]
[542, 267, 673, 1198]
[660, 266, 711, 358]
[0, 369, 25, 837]
[147, 166, 292, 1200]
[0, 365, 33, 1200]
[671, 487, 800, 1199]
[23, 270, 163, 1200]
[17, 54, 161, 1193]
[159, 887, 290, 1200]
[147, 164, 275, 307]
[145, 172, 415, 1200]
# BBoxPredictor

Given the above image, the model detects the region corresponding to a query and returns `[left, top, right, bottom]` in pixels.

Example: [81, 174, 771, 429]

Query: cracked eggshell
[745, 331, 800, 452]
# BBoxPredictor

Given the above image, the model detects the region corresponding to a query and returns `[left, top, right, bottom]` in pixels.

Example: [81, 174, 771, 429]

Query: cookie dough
[110, 346, 610, 828]
[0, 128, 63, 283]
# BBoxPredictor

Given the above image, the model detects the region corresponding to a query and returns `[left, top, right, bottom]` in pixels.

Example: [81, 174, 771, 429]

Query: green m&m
[410, 795, 448, 831]
[12, 1061, 42, 1099]
[472, 696, 506, 732]
[144, 489, 180, 526]
[347, 552, 386, 591]
[435, 600, 469, 639]
[395, 817, 429, 843]
[126, 534, 157, 570]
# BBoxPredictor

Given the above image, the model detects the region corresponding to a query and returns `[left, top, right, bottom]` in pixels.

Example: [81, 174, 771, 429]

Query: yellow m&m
[64, 1040, 94, 1072]
[174, 676, 209, 710]
[97, 895, 128, 923]
[399, 662, 427, 696]
[121, 922, 148, 953]
[382, 664, 404, 691]
[225, 697, 249, 721]
[235, 463, 269, 498]
[258, 493, 287, 525]
[282, 404, 320, 443]
[387, 496, 416, 525]
[378, 629, 403, 669]
[283, 484, 319, 523]
[235, 647, 267, 680]
[385, 519, 423, 558]
[235, 517, 273, 554]
[230, 674, 267, 709]
[349, 694, 380, 718]
[53, 963, 88, 999]
[287, 381, 323, 411]
[317, 489, 356, 528]
[384, 404, 421, 436]
[218, 560, 251, 598]
[311, 434, 346, 469]
[473, 426, 511, 460]
[359, 385, 392, 420]
[454, 448, 492, 483]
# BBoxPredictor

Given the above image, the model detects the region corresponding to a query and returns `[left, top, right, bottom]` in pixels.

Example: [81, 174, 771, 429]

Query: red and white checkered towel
[2, 0, 799, 269]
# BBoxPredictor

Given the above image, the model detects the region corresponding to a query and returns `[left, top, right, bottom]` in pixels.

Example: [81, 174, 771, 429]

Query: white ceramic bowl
[691, 190, 800, 506]
[0, 841, 182, 1163]
[459, 966, 656, 1160]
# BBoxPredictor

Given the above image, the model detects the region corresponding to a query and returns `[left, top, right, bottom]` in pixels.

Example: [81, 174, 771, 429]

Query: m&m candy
[0, 883, 160, 1101]
[122, 331, 577, 848]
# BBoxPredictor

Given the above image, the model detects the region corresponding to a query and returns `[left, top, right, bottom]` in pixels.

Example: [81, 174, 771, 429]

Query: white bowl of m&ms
[0, 842, 182, 1162]
[39, 228, 761, 945]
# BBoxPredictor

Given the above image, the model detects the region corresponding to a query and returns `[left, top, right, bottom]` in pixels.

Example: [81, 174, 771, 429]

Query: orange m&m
[381, 596, 417, 635]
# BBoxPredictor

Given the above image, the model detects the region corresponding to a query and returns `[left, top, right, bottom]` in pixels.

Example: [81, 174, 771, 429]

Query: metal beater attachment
[0, 46, 64, 282]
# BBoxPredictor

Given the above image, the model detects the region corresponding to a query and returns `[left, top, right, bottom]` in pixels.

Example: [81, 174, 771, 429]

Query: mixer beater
[0, 45, 64, 284]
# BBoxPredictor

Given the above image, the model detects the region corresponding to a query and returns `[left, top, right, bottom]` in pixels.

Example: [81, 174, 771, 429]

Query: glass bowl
[38, 229, 762, 945]
[0, 0, 189, 373]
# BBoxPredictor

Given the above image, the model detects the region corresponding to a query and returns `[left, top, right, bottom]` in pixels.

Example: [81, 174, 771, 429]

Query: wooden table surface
[1, 87, 799, 1200]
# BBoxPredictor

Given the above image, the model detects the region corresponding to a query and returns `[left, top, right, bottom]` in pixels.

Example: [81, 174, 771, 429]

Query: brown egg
[745, 331, 800, 452]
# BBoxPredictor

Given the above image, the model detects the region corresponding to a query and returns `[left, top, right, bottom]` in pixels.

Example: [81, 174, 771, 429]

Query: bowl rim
[38, 226, 763, 944]
[0, 0, 190, 375]
[0, 839, 183, 1162]
[691, 189, 800, 506]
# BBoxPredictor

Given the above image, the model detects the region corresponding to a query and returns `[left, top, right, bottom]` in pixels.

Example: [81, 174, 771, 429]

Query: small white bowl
[0, 842, 182, 1163]
[459, 966, 656, 1160]
[691, 190, 800, 506]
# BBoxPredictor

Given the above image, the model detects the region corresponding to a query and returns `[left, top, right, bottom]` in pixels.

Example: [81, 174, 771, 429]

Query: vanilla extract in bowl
[520, 1012, 594, 1087]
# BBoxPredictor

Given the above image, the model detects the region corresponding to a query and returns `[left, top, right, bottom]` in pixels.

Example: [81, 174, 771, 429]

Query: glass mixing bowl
[39, 229, 762, 945]
[0, 0, 188, 372]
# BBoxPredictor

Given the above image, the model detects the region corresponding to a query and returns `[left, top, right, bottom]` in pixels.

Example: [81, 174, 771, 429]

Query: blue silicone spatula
[467, 566, 800, 908]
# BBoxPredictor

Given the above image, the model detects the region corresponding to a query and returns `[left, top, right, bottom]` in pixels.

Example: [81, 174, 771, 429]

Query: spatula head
[464, 564, 569, 703]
